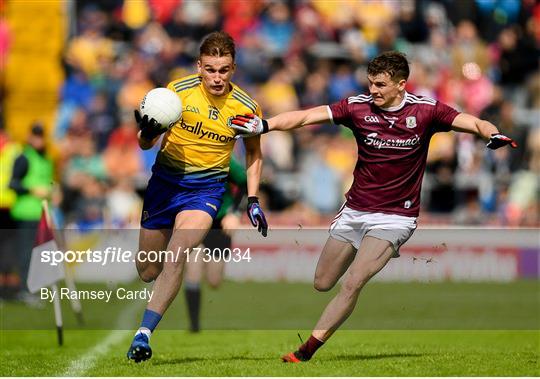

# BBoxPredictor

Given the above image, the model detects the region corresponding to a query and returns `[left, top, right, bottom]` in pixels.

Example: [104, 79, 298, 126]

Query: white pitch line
[62, 329, 129, 376]
[61, 297, 144, 376]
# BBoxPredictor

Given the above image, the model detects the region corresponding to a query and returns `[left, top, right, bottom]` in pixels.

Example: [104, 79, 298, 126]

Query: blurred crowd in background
[1, 0, 539, 234]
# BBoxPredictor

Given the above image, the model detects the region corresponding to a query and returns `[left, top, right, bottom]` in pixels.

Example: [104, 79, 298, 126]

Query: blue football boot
[127, 333, 152, 363]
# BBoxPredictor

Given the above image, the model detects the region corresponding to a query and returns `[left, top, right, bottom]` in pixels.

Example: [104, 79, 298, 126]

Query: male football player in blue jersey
[231, 51, 516, 362]
[127, 31, 268, 362]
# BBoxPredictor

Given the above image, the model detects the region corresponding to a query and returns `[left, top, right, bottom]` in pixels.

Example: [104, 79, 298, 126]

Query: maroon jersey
[328, 92, 460, 217]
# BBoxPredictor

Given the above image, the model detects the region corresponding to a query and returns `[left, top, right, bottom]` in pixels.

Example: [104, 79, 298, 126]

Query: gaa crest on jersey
[406, 116, 417, 128]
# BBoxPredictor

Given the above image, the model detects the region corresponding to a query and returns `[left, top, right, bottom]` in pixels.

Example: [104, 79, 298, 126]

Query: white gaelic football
[139, 88, 182, 128]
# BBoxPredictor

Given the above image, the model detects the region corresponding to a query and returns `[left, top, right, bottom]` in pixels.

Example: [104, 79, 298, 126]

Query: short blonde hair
[199, 31, 236, 60]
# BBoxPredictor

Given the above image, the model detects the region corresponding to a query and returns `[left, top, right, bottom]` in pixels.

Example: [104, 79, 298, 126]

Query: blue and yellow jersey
[153, 74, 262, 188]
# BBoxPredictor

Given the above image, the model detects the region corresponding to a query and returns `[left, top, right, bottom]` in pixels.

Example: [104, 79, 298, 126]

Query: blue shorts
[141, 174, 226, 229]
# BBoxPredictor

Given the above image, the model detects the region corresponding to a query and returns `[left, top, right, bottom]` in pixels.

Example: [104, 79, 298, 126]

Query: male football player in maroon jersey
[230, 51, 516, 362]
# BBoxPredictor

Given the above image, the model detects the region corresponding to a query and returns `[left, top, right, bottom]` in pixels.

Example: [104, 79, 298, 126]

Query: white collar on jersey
[379, 92, 408, 112]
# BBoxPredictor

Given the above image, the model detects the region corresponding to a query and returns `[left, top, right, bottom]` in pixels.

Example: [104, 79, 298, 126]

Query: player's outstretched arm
[231, 105, 331, 137]
[451, 113, 517, 149]
[243, 136, 268, 237]
[268, 105, 331, 131]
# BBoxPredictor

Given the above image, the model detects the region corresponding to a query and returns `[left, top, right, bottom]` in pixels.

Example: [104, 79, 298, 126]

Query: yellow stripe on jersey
[157, 75, 261, 187]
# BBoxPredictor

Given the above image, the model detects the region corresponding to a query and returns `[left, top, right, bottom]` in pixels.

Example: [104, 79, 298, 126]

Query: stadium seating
[4, 1, 66, 142]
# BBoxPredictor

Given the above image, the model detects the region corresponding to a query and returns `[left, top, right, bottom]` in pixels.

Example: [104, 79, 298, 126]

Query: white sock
[136, 327, 152, 339]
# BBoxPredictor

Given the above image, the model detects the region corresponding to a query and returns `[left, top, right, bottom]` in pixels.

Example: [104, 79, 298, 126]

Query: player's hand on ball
[134, 110, 169, 140]
[231, 114, 269, 138]
[247, 196, 268, 237]
[486, 133, 517, 150]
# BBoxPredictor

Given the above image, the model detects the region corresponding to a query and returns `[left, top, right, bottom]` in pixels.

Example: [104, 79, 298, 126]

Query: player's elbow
[137, 132, 157, 150]
[138, 139, 154, 150]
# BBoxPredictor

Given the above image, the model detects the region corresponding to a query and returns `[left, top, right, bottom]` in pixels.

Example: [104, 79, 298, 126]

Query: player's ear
[196, 59, 202, 75]
[397, 79, 406, 91]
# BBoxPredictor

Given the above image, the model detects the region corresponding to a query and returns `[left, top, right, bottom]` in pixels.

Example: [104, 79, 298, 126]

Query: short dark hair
[367, 51, 409, 82]
[30, 122, 45, 136]
[199, 31, 236, 60]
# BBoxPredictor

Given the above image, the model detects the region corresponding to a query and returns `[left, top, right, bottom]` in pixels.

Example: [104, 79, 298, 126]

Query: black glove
[486, 133, 517, 150]
[134, 110, 168, 140]
[247, 196, 268, 237]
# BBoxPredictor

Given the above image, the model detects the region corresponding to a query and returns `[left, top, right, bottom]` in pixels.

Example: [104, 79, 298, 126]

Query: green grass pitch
[1, 281, 538, 376]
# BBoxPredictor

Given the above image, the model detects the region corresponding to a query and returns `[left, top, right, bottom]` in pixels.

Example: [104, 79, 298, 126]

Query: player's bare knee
[139, 273, 155, 283]
[341, 281, 361, 297]
[206, 271, 223, 289]
[207, 279, 222, 289]
[313, 276, 335, 292]
[314, 282, 333, 292]
[139, 268, 159, 283]
[136, 259, 162, 282]
[342, 272, 371, 294]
